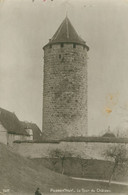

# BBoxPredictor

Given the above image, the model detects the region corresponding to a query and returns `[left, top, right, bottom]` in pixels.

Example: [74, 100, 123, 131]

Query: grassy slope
[0, 143, 73, 193]
[32, 158, 128, 182]
[0, 143, 128, 193]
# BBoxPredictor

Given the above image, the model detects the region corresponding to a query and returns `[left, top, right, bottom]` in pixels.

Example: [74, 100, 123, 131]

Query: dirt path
[71, 176, 128, 186]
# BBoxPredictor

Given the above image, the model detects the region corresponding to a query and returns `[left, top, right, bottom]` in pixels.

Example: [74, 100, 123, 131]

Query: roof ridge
[66, 17, 69, 39]
[0, 107, 13, 114]
[51, 19, 65, 41]
[0, 107, 29, 136]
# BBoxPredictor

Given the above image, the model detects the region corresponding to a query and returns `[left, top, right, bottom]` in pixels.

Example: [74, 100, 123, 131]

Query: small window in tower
[73, 43, 76, 48]
[61, 43, 64, 48]
[49, 44, 52, 48]
[59, 54, 61, 59]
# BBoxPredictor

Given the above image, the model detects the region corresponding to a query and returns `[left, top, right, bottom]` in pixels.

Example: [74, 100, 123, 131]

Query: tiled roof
[44, 17, 89, 50]
[21, 121, 42, 141]
[0, 108, 29, 136]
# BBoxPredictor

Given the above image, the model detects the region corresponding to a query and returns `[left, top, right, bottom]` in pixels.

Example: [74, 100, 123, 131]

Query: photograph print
[0, 0, 128, 194]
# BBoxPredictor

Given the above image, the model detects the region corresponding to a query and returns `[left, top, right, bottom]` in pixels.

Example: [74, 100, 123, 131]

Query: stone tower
[43, 17, 89, 139]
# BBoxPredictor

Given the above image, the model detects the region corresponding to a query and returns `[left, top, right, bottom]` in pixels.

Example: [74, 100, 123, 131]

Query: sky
[0, 0, 128, 136]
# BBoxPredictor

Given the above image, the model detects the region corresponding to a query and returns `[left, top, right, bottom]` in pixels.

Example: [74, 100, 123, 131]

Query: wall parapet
[13, 140, 128, 160]
[14, 140, 60, 144]
[14, 136, 128, 144]
[61, 136, 128, 143]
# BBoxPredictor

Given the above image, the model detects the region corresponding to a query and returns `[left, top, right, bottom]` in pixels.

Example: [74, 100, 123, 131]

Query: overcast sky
[0, 0, 128, 135]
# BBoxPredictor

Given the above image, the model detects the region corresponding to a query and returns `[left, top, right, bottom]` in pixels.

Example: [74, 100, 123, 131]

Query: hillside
[0, 143, 128, 194]
[0, 143, 72, 193]
[33, 158, 128, 182]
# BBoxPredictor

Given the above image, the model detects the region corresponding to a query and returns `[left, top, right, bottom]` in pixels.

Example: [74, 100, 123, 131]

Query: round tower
[43, 17, 89, 139]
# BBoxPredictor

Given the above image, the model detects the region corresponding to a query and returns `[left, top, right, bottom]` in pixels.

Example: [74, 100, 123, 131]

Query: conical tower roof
[44, 17, 89, 50]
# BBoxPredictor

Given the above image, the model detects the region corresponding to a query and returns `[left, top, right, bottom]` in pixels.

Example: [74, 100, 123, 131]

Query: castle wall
[7, 134, 30, 147]
[43, 44, 88, 139]
[13, 141, 128, 160]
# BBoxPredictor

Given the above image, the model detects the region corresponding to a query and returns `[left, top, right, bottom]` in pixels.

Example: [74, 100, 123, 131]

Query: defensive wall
[13, 137, 128, 160]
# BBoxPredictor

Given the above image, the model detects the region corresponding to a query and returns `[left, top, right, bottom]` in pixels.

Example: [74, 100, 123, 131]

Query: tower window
[61, 43, 64, 48]
[73, 43, 76, 48]
[59, 54, 61, 59]
[49, 44, 52, 48]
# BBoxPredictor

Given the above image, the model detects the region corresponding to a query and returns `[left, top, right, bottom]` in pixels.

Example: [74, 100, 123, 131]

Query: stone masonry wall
[13, 141, 128, 160]
[43, 44, 88, 139]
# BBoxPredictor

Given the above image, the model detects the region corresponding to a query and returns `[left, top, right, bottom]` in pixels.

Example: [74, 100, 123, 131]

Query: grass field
[0, 143, 128, 194]
[32, 157, 128, 182]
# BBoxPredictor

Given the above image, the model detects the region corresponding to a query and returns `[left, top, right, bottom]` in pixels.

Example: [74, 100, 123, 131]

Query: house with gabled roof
[21, 121, 42, 141]
[0, 108, 31, 146]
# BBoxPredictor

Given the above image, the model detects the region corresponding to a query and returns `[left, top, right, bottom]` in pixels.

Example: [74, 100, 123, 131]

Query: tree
[49, 148, 73, 174]
[104, 144, 128, 185]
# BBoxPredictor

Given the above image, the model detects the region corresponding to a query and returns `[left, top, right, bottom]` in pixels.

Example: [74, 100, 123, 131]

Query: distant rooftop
[102, 132, 116, 138]
[44, 16, 89, 50]
[102, 126, 116, 138]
